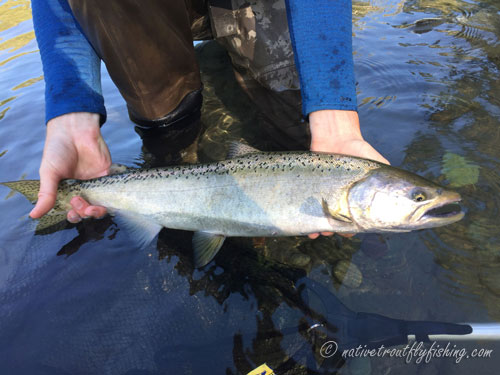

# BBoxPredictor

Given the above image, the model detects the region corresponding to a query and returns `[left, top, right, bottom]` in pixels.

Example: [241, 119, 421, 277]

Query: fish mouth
[423, 202, 463, 218]
[420, 196, 464, 223]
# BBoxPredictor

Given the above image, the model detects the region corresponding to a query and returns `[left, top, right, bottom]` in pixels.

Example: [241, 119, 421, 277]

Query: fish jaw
[410, 191, 464, 228]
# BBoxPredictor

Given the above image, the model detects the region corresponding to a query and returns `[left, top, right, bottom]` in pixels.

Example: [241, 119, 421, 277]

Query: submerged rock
[289, 252, 311, 268]
[442, 152, 480, 187]
[333, 260, 363, 289]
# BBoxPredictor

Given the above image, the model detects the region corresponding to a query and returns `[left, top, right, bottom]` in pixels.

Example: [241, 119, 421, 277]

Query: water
[1, 0, 500, 374]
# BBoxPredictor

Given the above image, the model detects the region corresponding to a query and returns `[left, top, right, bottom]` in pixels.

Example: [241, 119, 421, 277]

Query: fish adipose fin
[192, 231, 226, 267]
[108, 163, 136, 175]
[321, 198, 353, 223]
[227, 141, 260, 158]
[112, 210, 163, 249]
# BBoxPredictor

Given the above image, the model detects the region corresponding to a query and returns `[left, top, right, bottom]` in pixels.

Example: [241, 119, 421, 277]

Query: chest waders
[67, 0, 309, 149]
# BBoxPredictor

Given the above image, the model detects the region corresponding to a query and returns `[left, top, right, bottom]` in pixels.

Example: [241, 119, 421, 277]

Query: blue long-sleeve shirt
[31, 0, 106, 124]
[286, 0, 357, 115]
[31, 0, 356, 124]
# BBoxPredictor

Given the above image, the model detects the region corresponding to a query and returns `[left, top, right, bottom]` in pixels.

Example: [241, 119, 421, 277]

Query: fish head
[347, 167, 464, 232]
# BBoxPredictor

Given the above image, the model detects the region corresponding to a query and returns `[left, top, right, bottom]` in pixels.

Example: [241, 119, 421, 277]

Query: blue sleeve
[31, 0, 106, 124]
[285, 0, 357, 116]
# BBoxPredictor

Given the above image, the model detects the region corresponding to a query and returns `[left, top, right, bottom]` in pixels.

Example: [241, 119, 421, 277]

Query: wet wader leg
[68, 0, 210, 166]
[233, 68, 309, 150]
[67, 0, 207, 129]
[208, 0, 310, 150]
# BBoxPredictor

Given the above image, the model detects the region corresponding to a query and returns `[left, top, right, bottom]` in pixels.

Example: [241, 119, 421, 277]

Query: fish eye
[412, 190, 427, 202]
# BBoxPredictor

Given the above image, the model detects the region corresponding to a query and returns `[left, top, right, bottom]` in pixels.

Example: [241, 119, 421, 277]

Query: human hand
[29, 112, 111, 223]
[308, 109, 390, 239]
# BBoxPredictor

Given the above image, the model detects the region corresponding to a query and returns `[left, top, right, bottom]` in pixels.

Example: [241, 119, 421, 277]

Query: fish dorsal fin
[192, 231, 226, 267]
[112, 210, 163, 249]
[226, 141, 260, 159]
[321, 198, 353, 223]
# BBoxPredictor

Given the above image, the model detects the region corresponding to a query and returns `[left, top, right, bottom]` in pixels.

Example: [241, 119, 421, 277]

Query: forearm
[31, 0, 106, 124]
[285, 0, 357, 115]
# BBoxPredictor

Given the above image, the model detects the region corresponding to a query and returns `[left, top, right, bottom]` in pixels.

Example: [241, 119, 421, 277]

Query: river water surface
[1, 1, 500, 374]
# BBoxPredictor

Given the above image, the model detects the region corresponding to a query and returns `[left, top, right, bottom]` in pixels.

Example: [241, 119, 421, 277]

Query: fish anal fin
[113, 210, 163, 249]
[321, 198, 353, 223]
[192, 231, 226, 267]
[226, 141, 260, 159]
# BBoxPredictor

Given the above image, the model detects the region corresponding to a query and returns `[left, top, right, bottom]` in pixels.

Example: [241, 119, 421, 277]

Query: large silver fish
[2, 143, 464, 267]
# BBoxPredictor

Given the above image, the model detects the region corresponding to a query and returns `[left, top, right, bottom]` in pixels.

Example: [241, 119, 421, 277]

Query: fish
[1, 143, 464, 267]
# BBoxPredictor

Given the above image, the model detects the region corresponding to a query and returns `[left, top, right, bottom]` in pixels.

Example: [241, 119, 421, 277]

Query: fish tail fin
[1, 180, 40, 203]
[2, 179, 71, 234]
[35, 212, 71, 235]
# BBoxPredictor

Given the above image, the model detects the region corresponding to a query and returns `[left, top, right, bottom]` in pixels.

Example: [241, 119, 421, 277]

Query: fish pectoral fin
[321, 198, 353, 223]
[331, 213, 353, 223]
[113, 210, 163, 249]
[226, 141, 260, 158]
[192, 231, 226, 268]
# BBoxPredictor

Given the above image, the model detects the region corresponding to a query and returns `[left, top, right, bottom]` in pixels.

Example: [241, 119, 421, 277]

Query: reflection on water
[1, 0, 500, 374]
[0, 0, 32, 33]
[397, 0, 500, 326]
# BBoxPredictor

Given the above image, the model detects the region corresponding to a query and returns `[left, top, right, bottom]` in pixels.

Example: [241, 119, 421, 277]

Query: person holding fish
[29, 0, 389, 239]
